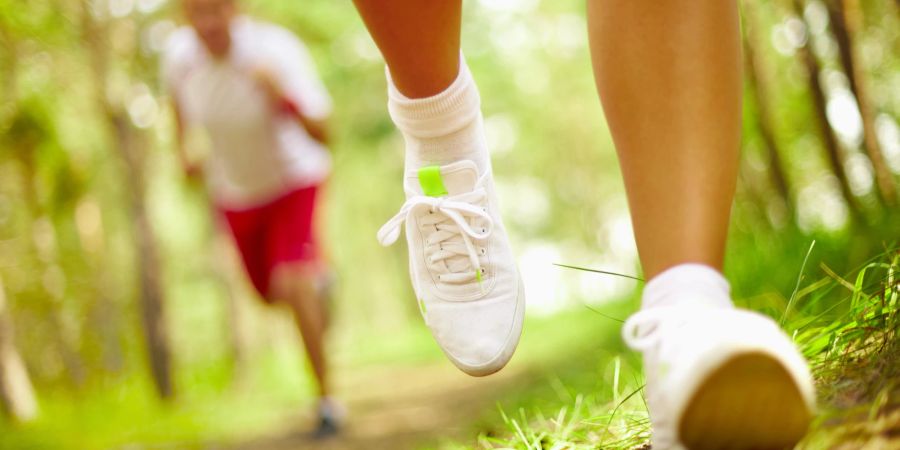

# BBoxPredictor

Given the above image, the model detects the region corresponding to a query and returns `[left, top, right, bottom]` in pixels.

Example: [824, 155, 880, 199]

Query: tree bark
[21, 180, 86, 387]
[792, 0, 865, 224]
[74, 199, 125, 374]
[742, 8, 794, 217]
[112, 114, 174, 398]
[3, 5, 85, 389]
[80, 0, 174, 399]
[827, 0, 897, 206]
[0, 276, 38, 422]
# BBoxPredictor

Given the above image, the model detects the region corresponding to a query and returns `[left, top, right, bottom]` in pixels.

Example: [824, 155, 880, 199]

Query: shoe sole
[678, 352, 812, 449]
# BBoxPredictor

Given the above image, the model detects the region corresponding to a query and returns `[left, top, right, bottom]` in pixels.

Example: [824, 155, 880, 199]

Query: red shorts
[219, 185, 321, 301]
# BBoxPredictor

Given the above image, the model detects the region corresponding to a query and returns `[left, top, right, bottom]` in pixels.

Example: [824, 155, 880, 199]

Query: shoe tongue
[414, 161, 478, 197]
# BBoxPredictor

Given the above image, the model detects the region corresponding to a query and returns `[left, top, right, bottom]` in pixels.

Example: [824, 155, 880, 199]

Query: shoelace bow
[377, 189, 493, 284]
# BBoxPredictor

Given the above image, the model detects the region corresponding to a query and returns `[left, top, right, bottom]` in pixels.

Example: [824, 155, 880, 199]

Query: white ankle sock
[641, 264, 733, 310]
[386, 55, 490, 175]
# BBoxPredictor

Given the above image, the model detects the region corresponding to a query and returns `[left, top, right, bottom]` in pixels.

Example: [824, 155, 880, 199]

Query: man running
[162, 0, 340, 437]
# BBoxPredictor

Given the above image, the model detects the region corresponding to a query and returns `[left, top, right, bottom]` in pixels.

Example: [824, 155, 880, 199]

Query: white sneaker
[623, 304, 816, 449]
[378, 160, 525, 376]
[313, 397, 344, 439]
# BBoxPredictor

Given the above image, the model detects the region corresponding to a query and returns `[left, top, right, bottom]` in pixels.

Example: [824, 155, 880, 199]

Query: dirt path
[227, 309, 620, 450]
[230, 359, 533, 450]
[229, 353, 900, 450]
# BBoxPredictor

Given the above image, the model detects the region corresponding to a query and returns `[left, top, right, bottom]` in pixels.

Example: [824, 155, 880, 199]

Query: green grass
[0, 314, 441, 450]
[437, 246, 899, 449]
[414, 298, 644, 450]
[0, 349, 314, 449]
[0, 297, 633, 449]
[2, 241, 895, 449]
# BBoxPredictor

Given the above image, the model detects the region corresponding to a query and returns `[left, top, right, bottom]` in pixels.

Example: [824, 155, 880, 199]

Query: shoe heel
[678, 352, 812, 449]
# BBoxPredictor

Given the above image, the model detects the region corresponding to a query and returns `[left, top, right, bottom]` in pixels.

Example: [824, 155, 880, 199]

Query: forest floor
[227, 305, 625, 450]
[3, 290, 894, 450]
[228, 309, 900, 450]
[230, 358, 531, 450]
[11, 255, 891, 450]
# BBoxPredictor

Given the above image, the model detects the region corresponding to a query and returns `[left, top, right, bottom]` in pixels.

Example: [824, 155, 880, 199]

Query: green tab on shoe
[418, 165, 449, 197]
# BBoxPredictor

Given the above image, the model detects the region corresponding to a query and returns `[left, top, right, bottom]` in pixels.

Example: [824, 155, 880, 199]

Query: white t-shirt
[163, 17, 332, 209]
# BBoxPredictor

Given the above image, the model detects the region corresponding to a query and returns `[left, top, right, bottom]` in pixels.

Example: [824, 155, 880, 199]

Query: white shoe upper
[623, 304, 817, 448]
[378, 160, 525, 376]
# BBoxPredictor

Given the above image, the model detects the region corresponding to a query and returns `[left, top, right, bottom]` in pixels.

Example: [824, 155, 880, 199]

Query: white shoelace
[377, 189, 493, 284]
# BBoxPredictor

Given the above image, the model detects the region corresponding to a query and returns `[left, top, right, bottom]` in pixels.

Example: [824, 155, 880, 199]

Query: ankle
[641, 263, 732, 310]
[386, 54, 489, 174]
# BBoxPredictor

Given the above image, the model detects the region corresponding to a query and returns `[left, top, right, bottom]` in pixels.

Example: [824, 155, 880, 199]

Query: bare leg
[352, 0, 461, 98]
[271, 264, 329, 398]
[353, 0, 524, 377]
[591, 5, 815, 447]
[587, 0, 742, 279]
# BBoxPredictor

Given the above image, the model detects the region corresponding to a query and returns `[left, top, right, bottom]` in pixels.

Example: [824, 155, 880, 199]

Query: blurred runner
[162, 0, 341, 438]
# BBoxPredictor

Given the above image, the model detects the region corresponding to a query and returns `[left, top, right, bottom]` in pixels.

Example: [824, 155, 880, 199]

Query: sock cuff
[386, 53, 480, 139]
[641, 263, 732, 309]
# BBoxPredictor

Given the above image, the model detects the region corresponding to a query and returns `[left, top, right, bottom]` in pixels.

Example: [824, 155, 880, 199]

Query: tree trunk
[0, 276, 38, 422]
[22, 184, 86, 387]
[80, 0, 174, 399]
[742, 9, 794, 217]
[792, 0, 865, 224]
[0, 18, 37, 421]
[211, 228, 249, 384]
[74, 198, 125, 374]
[3, 8, 85, 389]
[112, 114, 174, 399]
[827, 0, 897, 206]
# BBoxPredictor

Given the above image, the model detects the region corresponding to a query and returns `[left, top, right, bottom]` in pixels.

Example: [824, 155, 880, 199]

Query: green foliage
[462, 247, 899, 450]
[0, 0, 898, 447]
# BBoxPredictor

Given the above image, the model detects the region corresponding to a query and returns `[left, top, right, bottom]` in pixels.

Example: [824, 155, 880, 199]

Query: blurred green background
[0, 0, 898, 448]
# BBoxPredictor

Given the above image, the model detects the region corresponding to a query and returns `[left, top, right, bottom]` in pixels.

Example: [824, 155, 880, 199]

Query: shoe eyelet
[480, 248, 486, 255]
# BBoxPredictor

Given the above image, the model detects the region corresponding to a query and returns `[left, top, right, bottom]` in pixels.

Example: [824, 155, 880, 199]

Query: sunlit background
[0, 0, 898, 448]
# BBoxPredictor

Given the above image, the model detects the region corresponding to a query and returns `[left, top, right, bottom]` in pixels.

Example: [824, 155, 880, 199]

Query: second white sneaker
[623, 304, 816, 449]
[378, 160, 525, 376]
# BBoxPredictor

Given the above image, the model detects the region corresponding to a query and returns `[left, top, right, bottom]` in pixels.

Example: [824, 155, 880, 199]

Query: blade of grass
[600, 384, 645, 445]
[553, 263, 644, 282]
[820, 263, 856, 292]
[782, 240, 816, 326]
[583, 304, 625, 323]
